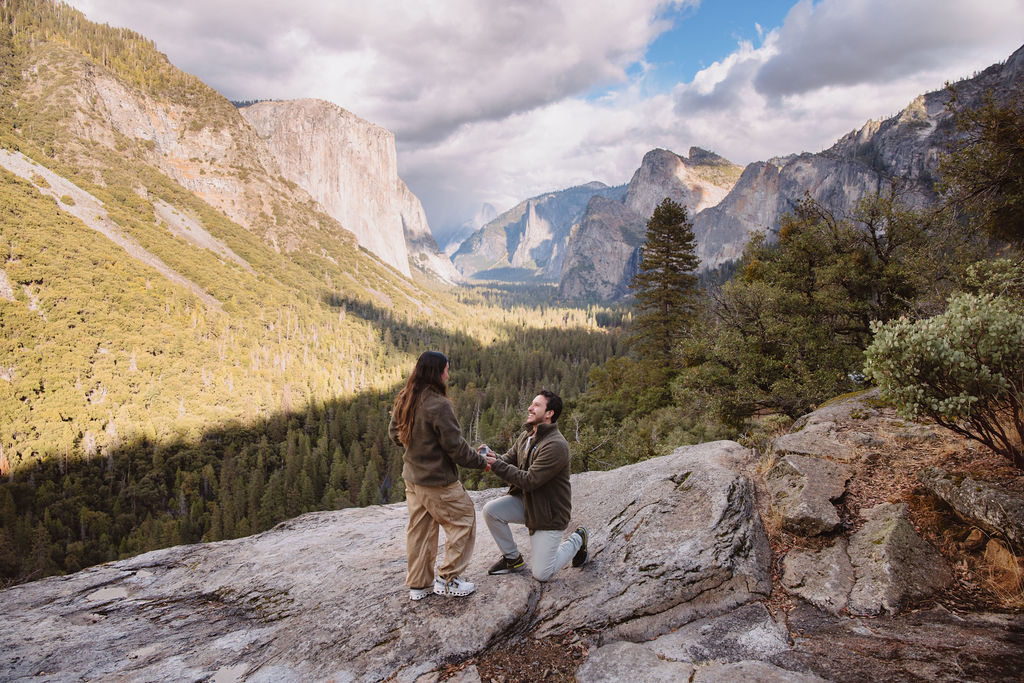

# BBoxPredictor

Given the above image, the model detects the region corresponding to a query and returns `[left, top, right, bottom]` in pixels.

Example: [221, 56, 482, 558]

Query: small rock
[846, 432, 884, 448]
[984, 539, 1020, 572]
[919, 468, 1024, 549]
[894, 425, 938, 443]
[766, 455, 852, 536]
[648, 602, 791, 663]
[964, 528, 986, 552]
[444, 664, 482, 683]
[693, 660, 827, 682]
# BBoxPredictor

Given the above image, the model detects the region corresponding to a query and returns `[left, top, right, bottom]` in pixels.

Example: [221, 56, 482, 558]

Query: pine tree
[628, 198, 701, 394]
[939, 84, 1024, 249]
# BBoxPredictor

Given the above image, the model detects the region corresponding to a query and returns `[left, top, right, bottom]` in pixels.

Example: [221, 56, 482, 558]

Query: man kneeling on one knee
[480, 390, 588, 581]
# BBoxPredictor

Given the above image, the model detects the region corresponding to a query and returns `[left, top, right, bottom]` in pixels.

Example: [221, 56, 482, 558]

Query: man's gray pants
[482, 494, 582, 582]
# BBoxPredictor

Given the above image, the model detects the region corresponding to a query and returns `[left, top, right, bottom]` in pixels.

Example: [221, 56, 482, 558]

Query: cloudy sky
[66, 0, 1024, 247]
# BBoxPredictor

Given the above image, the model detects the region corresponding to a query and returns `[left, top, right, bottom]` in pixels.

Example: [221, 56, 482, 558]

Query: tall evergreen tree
[628, 197, 701, 394]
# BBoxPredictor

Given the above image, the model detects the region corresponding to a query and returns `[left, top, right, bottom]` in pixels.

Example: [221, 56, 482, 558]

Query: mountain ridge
[453, 44, 1024, 300]
[451, 181, 626, 282]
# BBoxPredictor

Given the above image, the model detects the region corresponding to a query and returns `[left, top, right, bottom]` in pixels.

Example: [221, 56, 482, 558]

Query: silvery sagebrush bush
[864, 292, 1024, 468]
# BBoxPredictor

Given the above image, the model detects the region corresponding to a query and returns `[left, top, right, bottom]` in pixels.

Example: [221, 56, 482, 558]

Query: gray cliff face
[398, 181, 464, 284]
[691, 161, 781, 267]
[559, 196, 645, 300]
[552, 44, 1024, 299]
[557, 147, 742, 300]
[240, 99, 410, 276]
[691, 43, 1024, 272]
[241, 99, 458, 282]
[452, 182, 626, 281]
[624, 148, 736, 220]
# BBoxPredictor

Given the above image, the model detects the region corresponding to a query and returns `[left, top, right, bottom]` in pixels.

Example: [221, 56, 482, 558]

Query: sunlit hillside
[0, 0, 626, 583]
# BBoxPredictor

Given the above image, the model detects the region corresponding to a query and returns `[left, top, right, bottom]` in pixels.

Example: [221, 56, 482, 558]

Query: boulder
[531, 441, 772, 640]
[0, 441, 771, 682]
[575, 641, 693, 683]
[765, 454, 852, 536]
[847, 502, 953, 615]
[919, 467, 1024, 549]
[781, 539, 855, 614]
[648, 601, 791, 663]
[771, 392, 880, 462]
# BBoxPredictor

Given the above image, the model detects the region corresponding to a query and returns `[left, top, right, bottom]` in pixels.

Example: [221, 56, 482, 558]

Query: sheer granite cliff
[240, 99, 460, 283]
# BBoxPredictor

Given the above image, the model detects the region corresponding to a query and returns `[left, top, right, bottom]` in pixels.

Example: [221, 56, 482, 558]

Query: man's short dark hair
[538, 389, 562, 423]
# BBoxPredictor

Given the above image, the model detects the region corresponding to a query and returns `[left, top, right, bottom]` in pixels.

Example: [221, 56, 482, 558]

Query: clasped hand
[478, 444, 497, 467]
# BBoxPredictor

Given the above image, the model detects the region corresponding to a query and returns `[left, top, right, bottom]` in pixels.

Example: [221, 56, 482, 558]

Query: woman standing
[389, 351, 488, 600]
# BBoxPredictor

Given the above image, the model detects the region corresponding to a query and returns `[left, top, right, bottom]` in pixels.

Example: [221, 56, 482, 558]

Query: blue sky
[67, 0, 1024, 245]
[642, 0, 793, 86]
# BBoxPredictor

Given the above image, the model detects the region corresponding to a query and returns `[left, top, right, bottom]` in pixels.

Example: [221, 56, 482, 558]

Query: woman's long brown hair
[392, 351, 449, 446]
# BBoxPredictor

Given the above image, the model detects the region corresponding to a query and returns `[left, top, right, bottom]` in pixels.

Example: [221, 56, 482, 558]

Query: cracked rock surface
[0, 440, 770, 682]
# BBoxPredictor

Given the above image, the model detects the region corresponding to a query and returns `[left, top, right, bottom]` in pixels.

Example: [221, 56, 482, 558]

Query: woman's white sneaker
[409, 584, 433, 601]
[433, 576, 476, 597]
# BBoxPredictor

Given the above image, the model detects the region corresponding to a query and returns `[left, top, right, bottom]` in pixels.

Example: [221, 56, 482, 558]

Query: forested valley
[0, 289, 627, 583]
[1, 0, 1021, 591]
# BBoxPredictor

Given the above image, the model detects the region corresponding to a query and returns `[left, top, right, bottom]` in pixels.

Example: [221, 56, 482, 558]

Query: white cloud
[754, 0, 1024, 98]
[663, 0, 1024, 167]
[66, 0, 1024, 241]
[71, 0, 686, 142]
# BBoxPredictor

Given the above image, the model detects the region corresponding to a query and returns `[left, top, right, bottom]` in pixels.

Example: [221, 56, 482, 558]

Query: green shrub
[864, 293, 1024, 468]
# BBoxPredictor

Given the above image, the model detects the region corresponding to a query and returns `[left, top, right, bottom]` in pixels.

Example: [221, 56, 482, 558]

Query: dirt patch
[442, 631, 592, 682]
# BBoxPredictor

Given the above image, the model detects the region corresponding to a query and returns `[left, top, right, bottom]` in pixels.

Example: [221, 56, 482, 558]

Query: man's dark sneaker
[572, 527, 589, 567]
[488, 554, 526, 575]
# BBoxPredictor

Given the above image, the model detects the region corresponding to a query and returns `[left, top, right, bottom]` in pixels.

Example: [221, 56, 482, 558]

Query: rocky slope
[557, 44, 1024, 300]
[3, 393, 1020, 682]
[0, 441, 771, 681]
[691, 44, 1024, 272]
